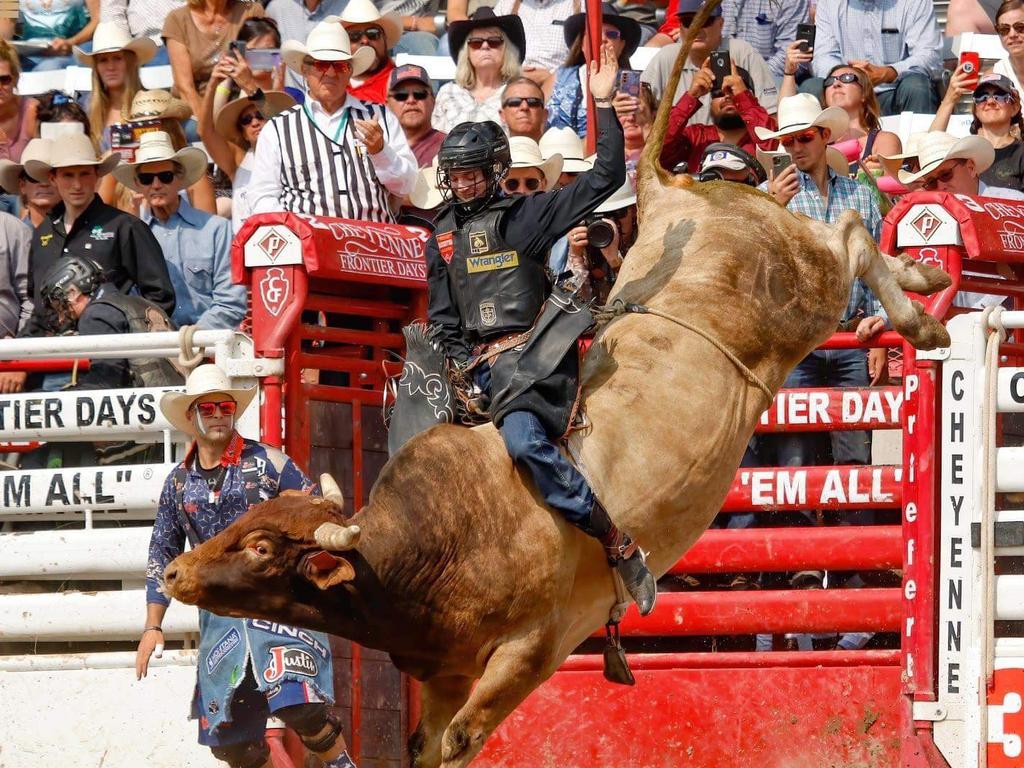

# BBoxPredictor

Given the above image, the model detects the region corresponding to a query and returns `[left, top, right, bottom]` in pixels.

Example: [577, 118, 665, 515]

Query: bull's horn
[319, 473, 344, 510]
[314, 522, 361, 551]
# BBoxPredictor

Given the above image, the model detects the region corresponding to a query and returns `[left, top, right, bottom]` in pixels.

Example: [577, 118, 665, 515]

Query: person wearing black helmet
[40, 255, 182, 391]
[425, 42, 657, 615]
[695, 142, 766, 186]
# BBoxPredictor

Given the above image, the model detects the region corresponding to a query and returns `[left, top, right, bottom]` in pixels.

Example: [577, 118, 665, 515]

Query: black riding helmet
[437, 120, 511, 215]
[40, 255, 106, 332]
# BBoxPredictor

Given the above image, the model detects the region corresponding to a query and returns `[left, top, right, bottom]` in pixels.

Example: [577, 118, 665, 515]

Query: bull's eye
[248, 541, 272, 557]
[256, 544, 269, 556]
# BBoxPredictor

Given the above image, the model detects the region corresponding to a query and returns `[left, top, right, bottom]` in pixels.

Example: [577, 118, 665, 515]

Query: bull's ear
[304, 550, 355, 590]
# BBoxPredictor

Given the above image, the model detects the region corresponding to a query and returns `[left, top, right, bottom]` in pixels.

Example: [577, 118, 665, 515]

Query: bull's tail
[636, 0, 724, 211]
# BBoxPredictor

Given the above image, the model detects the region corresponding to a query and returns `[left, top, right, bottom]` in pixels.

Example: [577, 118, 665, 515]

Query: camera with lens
[584, 214, 616, 249]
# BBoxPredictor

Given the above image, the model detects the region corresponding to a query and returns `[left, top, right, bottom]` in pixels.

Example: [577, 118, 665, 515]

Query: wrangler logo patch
[467, 251, 518, 273]
[469, 231, 489, 254]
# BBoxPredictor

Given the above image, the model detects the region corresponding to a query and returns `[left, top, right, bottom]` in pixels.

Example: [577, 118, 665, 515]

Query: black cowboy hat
[447, 7, 526, 64]
[563, 2, 641, 59]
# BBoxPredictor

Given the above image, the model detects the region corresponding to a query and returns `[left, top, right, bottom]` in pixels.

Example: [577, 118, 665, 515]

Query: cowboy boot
[587, 501, 657, 616]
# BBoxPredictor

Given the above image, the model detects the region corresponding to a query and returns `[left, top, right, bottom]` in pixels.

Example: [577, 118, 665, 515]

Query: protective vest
[435, 198, 549, 339]
[91, 293, 186, 388]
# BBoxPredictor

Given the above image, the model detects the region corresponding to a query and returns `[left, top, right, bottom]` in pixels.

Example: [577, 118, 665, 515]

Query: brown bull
[165, 2, 952, 765]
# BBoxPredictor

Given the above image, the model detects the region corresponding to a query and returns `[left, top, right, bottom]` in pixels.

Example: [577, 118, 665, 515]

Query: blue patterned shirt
[759, 168, 884, 322]
[547, 66, 587, 139]
[146, 434, 316, 606]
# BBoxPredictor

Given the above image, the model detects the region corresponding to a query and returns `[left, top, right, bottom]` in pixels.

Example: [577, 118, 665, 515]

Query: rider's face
[449, 168, 488, 201]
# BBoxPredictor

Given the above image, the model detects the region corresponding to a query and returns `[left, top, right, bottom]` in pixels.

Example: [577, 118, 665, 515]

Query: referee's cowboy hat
[281, 19, 375, 77]
[160, 364, 256, 438]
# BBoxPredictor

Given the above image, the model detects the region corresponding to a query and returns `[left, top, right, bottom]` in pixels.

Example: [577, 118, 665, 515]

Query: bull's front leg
[832, 210, 951, 351]
[409, 675, 474, 768]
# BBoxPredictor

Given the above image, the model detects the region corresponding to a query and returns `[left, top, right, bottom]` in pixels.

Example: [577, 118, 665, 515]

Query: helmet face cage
[436, 158, 510, 213]
[40, 257, 104, 331]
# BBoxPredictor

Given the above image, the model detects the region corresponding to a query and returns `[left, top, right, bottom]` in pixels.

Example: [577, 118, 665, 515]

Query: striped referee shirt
[249, 94, 418, 222]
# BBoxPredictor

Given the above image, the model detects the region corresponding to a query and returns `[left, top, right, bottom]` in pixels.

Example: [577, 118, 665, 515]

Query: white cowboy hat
[111, 131, 209, 192]
[410, 157, 443, 210]
[879, 132, 928, 180]
[755, 146, 851, 180]
[74, 21, 157, 66]
[754, 93, 849, 142]
[160, 364, 256, 438]
[539, 127, 592, 173]
[508, 136, 563, 189]
[281, 19, 375, 77]
[0, 137, 50, 193]
[215, 90, 296, 147]
[895, 131, 994, 185]
[339, 0, 403, 50]
[594, 179, 636, 213]
[25, 133, 120, 182]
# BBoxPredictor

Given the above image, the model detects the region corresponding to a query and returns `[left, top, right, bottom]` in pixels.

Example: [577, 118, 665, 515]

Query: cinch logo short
[467, 251, 519, 273]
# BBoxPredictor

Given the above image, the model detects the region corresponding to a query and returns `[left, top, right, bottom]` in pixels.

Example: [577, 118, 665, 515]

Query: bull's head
[162, 474, 363, 629]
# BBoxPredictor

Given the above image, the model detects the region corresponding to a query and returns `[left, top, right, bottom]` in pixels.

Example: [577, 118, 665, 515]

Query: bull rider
[136, 364, 357, 768]
[425, 41, 657, 615]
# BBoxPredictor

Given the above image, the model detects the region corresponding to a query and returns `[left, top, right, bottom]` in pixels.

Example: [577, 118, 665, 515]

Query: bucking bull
[163, 3, 951, 766]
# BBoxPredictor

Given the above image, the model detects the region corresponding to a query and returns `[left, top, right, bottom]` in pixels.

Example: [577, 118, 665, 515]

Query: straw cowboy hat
[894, 131, 994, 185]
[539, 127, 592, 173]
[215, 90, 296, 147]
[25, 133, 120, 182]
[0, 138, 51, 193]
[339, 0, 403, 50]
[509, 136, 563, 189]
[756, 146, 852, 180]
[410, 157, 443, 210]
[111, 131, 208, 192]
[127, 89, 193, 122]
[594, 178, 636, 213]
[563, 2, 642, 59]
[754, 93, 849, 142]
[281, 19, 375, 77]
[160, 364, 256, 438]
[74, 21, 157, 66]
[447, 7, 526, 64]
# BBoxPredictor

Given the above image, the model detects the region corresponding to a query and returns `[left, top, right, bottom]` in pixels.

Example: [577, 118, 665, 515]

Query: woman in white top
[432, 8, 524, 133]
[995, 0, 1024, 94]
[199, 56, 294, 232]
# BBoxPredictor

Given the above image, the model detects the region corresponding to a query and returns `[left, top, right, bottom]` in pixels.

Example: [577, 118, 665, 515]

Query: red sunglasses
[779, 128, 820, 147]
[194, 400, 238, 418]
[304, 58, 351, 75]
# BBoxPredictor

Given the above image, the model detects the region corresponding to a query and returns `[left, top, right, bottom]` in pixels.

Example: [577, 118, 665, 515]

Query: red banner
[722, 464, 902, 511]
[757, 386, 902, 432]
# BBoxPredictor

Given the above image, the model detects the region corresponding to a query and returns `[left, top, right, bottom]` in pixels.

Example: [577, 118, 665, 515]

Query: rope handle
[178, 325, 204, 370]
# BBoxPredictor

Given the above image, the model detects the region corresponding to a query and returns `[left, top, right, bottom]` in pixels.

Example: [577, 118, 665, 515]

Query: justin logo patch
[437, 232, 454, 264]
[469, 231, 489, 254]
[467, 251, 518, 273]
[90, 226, 114, 241]
[479, 301, 497, 326]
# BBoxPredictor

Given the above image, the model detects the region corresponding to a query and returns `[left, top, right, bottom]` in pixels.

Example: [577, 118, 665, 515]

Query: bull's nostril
[164, 564, 178, 584]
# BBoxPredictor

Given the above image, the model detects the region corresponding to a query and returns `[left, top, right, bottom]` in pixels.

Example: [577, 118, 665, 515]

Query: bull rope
[593, 299, 774, 404]
[178, 325, 205, 370]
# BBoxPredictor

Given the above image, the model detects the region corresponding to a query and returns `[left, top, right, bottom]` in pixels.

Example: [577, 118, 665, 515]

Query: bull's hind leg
[438, 637, 556, 768]
[831, 211, 951, 350]
[410, 675, 474, 768]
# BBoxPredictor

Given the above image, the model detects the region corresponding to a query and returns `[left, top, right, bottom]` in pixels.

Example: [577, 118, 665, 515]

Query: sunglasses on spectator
[823, 72, 860, 88]
[503, 177, 542, 192]
[194, 400, 238, 418]
[467, 36, 504, 50]
[973, 90, 1016, 104]
[921, 160, 965, 190]
[997, 21, 1024, 36]
[136, 170, 176, 185]
[779, 128, 820, 147]
[304, 58, 351, 74]
[238, 109, 265, 127]
[503, 96, 544, 109]
[391, 89, 430, 102]
[352, 27, 384, 42]
[0, 75, 13, 87]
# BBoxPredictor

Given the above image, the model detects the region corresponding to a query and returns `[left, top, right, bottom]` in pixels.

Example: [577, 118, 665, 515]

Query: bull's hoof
[901, 304, 951, 351]
[894, 252, 952, 294]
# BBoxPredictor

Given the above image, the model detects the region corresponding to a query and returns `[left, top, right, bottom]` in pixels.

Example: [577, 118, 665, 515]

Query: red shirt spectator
[661, 65, 777, 172]
[349, 57, 396, 104]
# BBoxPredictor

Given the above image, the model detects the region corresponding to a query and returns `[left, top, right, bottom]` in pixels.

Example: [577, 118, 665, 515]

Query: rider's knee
[210, 739, 269, 768]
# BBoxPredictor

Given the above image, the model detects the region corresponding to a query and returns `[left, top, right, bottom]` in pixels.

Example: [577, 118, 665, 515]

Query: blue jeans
[499, 410, 594, 529]
[394, 31, 440, 56]
[21, 53, 76, 71]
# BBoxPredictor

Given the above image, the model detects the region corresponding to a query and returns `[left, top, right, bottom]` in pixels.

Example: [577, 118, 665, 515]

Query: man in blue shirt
[807, 0, 942, 115]
[116, 131, 246, 330]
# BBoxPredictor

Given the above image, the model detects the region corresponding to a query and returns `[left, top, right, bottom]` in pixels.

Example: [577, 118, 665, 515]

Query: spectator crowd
[1, 0, 1023, 650]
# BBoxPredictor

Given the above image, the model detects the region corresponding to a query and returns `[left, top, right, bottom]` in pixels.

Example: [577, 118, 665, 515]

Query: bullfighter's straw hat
[160, 364, 256, 438]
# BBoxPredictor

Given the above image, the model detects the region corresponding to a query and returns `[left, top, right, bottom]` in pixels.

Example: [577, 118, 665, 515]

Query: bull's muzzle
[314, 522, 361, 550]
